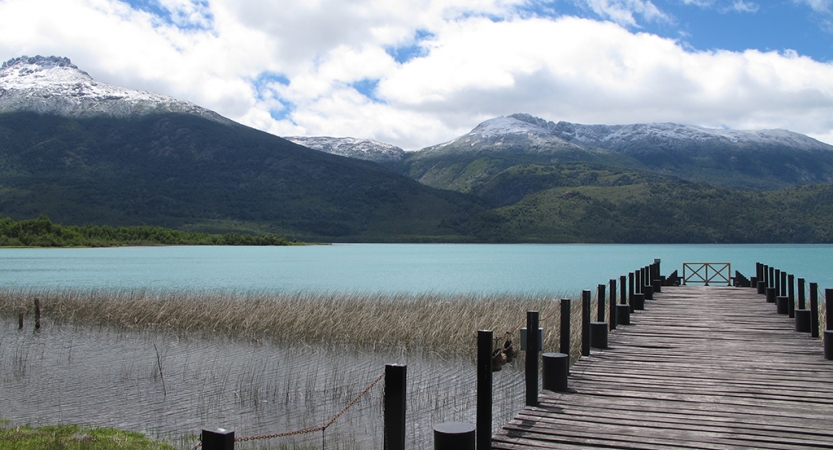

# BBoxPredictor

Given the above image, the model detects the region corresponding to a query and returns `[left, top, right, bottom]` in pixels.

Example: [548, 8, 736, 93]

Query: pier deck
[492, 286, 833, 449]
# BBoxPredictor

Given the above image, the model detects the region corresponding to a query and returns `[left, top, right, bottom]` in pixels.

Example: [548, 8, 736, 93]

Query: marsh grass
[0, 288, 589, 359]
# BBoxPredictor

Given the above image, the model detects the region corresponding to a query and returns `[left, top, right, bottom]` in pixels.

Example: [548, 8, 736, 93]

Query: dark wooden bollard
[795, 309, 812, 333]
[825, 289, 833, 360]
[766, 287, 776, 303]
[581, 291, 590, 357]
[590, 322, 608, 349]
[434, 423, 474, 450]
[757, 280, 766, 295]
[632, 293, 645, 311]
[653, 279, 661, 294]
[643, 284, 653, 300]
[18, 312, 23, 330]
[810, 283, 819, 338]
[609, 279, 618, 330]
[525, 311, 540, 406]
[798, 279, 806, 309]
[616, 304, 631, 325]
[542, 353, 569, 392]
[559, 299, 571, 358]
[750, 276, 757, 289]
[776, 296, 789, 315]
[475, 333, 490, 450]
[385, 364, 407, 450]
[597, 284, 606, 322]
[202, 428, 234, 450]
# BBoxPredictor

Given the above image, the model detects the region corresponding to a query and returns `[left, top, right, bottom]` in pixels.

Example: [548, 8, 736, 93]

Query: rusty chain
[191, 371, 386, 449]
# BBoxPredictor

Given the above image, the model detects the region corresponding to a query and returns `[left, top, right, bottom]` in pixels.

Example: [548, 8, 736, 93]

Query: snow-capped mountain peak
[0, 55, 231, 123]
[284, 136, 405, 164]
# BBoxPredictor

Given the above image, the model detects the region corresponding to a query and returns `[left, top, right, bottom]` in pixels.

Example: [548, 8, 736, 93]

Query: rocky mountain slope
[0, 56, 485, 241]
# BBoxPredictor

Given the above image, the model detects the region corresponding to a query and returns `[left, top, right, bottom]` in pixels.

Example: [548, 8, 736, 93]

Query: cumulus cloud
[0, 0, 832, 149]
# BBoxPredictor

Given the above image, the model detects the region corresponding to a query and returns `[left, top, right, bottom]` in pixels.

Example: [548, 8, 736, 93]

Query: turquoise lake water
[1, 244, 831, 294]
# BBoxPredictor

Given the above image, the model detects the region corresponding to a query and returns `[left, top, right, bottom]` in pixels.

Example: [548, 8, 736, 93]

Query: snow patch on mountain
[0, 55, 231, 124]
[504, 113, 832, 152]
[285, 136, 405, 163]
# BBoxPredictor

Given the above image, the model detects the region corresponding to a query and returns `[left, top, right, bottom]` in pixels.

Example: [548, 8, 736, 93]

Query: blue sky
[1, 0, 833, 148]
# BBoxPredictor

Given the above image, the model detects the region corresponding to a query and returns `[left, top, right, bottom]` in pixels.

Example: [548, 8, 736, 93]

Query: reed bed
[0, 288, 587, 358]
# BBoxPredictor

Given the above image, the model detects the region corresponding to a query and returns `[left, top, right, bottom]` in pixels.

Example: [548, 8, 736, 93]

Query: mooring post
[581, 291, 591, 357]
[788, 274, 796, 319]
[780, 271, 788, 298]
[798, 278, 806, 310]
[434, 423, 475, 450]
[525, 310, 540, 406]
[628, 273, 635, 309]
[34, 297, 41, 330]
[756, 263, 762, 285]
[385, 364, 407, 450]
[476, 331, 491, 450]
[825, 289, 833, 360]
[776, 296, 789, 315]
[769, 266, 775, 289]
[766, 287, 776, 304]
[560, 299, 571, 358]
[620, 275, 627, 305]
[810, 283, 820, 338]
[795, 278, 811, 332]
[774, 269, 781, 297]
[201, 428, 234, 450]
[609, 279, 617, 330]
[591, 285, 608, 349]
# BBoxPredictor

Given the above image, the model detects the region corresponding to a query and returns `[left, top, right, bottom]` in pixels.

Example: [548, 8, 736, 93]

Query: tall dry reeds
[0, 288, 588, 358]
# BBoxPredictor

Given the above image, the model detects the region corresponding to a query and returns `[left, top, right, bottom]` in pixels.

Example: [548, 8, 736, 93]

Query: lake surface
[1, 244, 832, 294]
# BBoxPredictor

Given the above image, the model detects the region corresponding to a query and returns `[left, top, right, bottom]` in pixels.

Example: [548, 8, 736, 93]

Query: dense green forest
[0, 215, 292, 247]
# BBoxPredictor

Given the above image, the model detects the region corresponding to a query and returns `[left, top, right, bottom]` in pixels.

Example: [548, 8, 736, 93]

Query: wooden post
[628, 273, 635, 309]
[34, 297, 41, 330]
[769, 266, 775, 289]
[774, 269, 781, 297]
[620, 275, 627, 305]
[798, 278, 806, 310]
[810, 283, 820, 338]
[560, 299, 571, 357]
[609, 279, 617, 330]
[385, 364, 407, 450]
[18, 312, 23, 330]
[434, 423, 475, 450]
[201, 429, 234, 450]
[780, 271, 788, 298]
[788, 274, 795, 319]
[542, 353, 569, 392]
[581, 290, 590, 357]
[597, 284, 606, 322]
[476, 332, 491, 450]
[825, 289, 833, 360]
[766, 287, 776, 304]
[525, 311, 539, 406]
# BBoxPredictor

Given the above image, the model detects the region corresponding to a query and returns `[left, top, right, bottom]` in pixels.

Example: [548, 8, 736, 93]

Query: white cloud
[0, 0, 832, 150]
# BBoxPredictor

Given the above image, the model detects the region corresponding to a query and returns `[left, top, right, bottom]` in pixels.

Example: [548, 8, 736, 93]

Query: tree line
[0, 215, 293, 247]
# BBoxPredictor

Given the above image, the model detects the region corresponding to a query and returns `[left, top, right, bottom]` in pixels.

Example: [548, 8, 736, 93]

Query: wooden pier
[492, 285, 833, 449]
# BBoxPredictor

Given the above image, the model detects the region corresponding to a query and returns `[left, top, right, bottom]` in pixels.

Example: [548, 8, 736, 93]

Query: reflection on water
[0, 319, 526, 449]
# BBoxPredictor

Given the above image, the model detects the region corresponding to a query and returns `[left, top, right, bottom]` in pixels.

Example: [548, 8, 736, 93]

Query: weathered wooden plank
[493, 285, 833, 449]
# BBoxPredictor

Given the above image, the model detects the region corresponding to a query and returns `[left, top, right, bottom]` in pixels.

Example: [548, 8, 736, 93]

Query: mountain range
[3, 55, 833, 243]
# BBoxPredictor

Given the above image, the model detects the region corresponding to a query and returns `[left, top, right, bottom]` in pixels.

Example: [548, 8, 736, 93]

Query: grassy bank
[0, 424, 175, 450]
[0, 289, 588, 358]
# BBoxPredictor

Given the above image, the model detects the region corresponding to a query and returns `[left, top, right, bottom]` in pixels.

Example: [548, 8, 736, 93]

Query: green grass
[0, 424, 175, 450]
